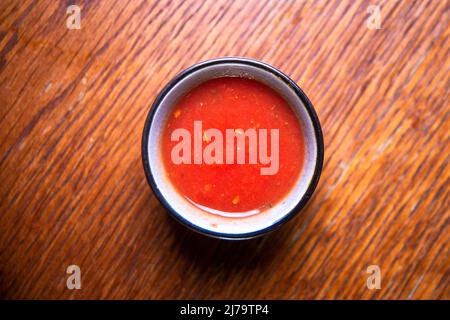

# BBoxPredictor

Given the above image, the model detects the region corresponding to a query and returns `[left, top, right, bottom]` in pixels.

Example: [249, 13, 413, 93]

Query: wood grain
[0, 0, 448, 299]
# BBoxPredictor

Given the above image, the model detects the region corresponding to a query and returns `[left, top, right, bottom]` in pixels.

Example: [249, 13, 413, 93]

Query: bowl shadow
[162, 197, 317, 272]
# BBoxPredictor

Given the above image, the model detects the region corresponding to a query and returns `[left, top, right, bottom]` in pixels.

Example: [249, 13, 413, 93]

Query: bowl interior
[146, 62, 318, 237]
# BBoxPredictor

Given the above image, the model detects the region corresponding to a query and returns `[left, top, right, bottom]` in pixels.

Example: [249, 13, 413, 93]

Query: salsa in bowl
[142, 57, 323, 239]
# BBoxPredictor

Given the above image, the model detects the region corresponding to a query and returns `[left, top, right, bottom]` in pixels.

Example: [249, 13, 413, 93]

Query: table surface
[0, 0, 448, 299]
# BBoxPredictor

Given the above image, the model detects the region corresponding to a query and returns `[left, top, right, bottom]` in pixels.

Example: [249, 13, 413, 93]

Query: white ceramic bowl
[142, 57, 324, 239]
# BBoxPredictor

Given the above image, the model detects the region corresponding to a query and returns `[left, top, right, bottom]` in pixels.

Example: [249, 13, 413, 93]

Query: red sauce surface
[162, 77, 304, 216]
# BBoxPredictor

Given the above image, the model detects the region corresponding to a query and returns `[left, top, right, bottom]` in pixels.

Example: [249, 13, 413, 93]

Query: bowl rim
[141, 57, 324, 239]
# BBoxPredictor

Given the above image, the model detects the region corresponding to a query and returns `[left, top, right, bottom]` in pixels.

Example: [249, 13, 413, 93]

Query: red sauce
[162, 77, 304, 216]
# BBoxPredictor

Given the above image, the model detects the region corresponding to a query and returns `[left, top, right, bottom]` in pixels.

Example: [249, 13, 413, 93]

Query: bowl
[142, 57, 324, 239]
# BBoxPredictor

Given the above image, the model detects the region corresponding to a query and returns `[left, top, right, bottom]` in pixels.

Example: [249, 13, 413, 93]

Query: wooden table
[0, 0, 448, 300]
